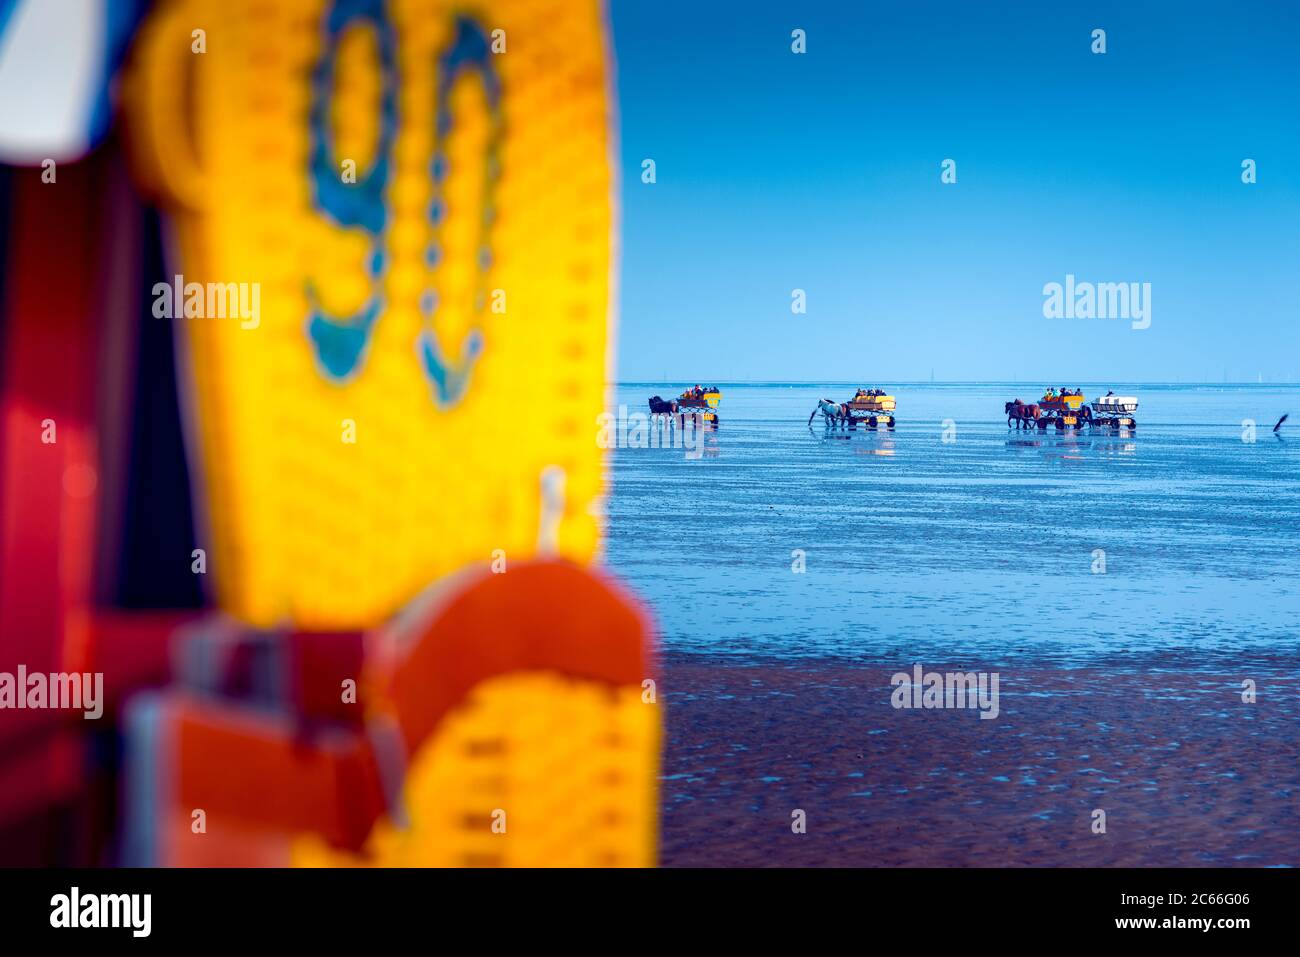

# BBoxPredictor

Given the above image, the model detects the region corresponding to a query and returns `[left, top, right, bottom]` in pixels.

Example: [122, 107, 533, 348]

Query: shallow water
[604, 383, 1300, 664]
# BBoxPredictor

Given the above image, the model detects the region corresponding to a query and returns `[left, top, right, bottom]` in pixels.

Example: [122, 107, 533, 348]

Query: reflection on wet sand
[1006, 433, 1137, 457]
[810, 425, 896, 455]
[858, 432, 896, 457]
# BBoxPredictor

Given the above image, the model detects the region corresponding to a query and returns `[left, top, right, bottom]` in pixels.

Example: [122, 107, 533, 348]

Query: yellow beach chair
[121, 0, 658, 867]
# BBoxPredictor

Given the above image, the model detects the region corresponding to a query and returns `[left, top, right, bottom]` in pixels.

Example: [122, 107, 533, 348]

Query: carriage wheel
[1054, 418, 1065, 431]
[868, 416, 878, 428]
[887, 417, 896, 430]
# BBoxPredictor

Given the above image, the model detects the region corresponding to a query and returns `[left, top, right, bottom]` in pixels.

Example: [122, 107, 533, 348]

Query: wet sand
[658, 652, 1299, 867]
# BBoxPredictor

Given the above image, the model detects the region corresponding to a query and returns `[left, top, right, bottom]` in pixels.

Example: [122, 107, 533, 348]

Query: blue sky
[609, 0, 1300, 383]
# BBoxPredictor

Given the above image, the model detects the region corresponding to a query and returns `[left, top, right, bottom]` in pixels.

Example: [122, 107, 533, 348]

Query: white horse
[808, 398, 849, 429]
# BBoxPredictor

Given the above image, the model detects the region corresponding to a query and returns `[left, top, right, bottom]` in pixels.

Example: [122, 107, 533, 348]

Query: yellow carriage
[1036, 392, 1087, 429]
[845, 388, 897, 429]
[675, 387, 722, 425]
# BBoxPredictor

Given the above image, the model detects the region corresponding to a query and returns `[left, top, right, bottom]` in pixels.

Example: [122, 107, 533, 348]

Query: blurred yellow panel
[126, 0, 614, 628]
[292, 675, 658, 867]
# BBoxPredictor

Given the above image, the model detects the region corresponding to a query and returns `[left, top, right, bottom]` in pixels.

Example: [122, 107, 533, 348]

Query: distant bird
[1273, 413, 1289, 433]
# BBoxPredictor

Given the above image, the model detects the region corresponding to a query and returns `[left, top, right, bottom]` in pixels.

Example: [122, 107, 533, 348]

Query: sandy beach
[658, 651, 1299, 867]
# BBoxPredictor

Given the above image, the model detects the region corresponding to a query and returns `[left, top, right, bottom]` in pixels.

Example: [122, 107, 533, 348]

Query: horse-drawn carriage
[810, 388, 897, 429]
[649, 386, 721, 426]
[1089, 394, 1139, 429]
[846, 388, 896, 428]
[1006, 391, 1138, 430]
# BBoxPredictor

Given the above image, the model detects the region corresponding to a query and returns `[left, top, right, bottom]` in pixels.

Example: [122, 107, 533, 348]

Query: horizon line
[613, 379, 1300, 387]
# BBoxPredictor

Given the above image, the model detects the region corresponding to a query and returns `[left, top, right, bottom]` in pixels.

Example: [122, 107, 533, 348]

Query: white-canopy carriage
[1089, 394, 1139, 428]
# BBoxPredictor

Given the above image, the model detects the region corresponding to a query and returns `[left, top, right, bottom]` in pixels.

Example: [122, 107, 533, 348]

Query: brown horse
[1005, 400, 1041, 429]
